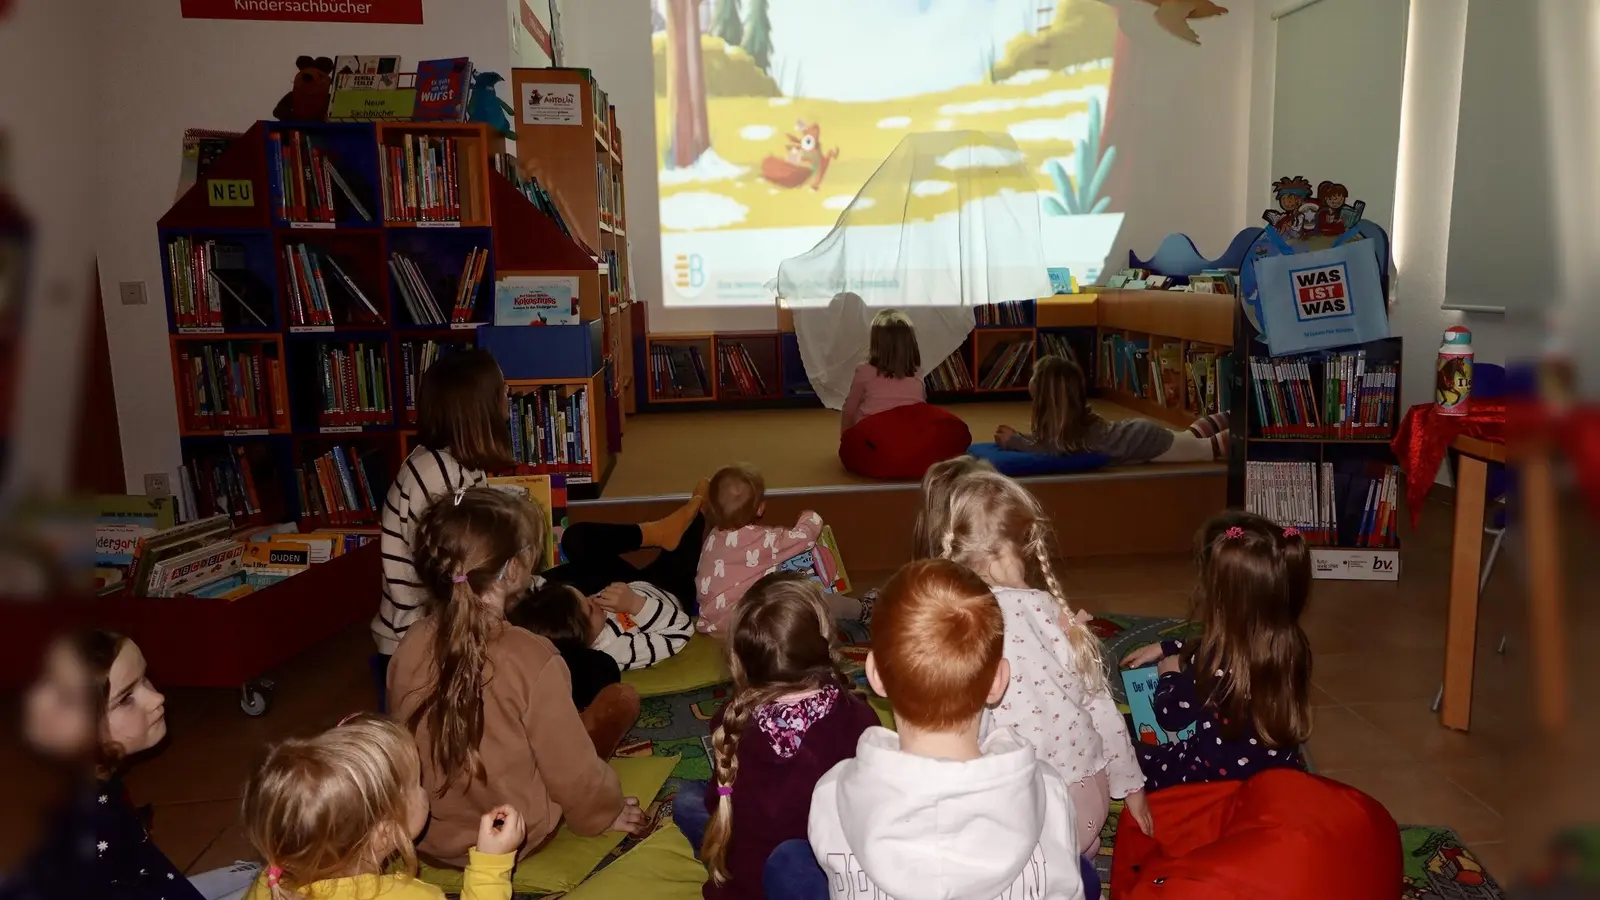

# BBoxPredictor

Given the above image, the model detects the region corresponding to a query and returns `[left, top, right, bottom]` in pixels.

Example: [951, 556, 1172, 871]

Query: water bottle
[1435, 326, 1473, 416]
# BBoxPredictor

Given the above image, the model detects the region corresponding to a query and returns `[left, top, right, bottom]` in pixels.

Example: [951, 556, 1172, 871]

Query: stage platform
[568, 400, 1227, 572]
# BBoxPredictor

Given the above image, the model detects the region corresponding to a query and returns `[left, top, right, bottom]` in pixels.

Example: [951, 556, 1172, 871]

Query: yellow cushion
[622, 633, 729, 696]
[564, 824, 707, 900]
[868, 694, 896, 730]
[418, 754, 679, 894]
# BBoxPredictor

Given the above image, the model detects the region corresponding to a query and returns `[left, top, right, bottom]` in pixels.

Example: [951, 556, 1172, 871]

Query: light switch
[119, 281, 147, 305]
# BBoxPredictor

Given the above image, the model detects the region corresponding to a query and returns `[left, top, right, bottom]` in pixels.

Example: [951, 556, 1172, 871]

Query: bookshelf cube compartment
[507, 377, 603, 483]
[480, 320, 602, 380]
[1036, 327, 1097, 382]
[646, 337, 714, 402]
[264, 123, 382, 228]
[275, 230, 390, 330]
[779, 333, 815, 399]
[1244, 338, 1402, 441]
[170, 335, 290, 436]
[161, 229, 279, 333]
[388, 227, 494, 328]
[292, 435, 396, 529]
[376, 123, 499, 226]
[974, 330, 1035, 391]
[285, 337, 396, 432]
[395, 335, 477, 426]
[178, 436, 293, 527]
[715, 334, 781, 400]
[925, 334, 977, 396]
[974, 300, 1036, 329]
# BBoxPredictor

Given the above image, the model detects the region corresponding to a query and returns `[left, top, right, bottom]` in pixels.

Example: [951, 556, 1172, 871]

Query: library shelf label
[417, 221, 462, 229]
[449, 322, 482, 330]
[319, 425, 364, 434]
[519, 83, 584, 127]
[565, 475, 593, 485]
[289, 222, 337, 230]
[291, 325, 336, 334]
[178, 326, 226, 335]
[1310, 547, 1400, 582]
[223, 429, 269, 437]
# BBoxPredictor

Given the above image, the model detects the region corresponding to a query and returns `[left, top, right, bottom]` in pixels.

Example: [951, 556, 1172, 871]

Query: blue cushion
[967, 442, 1111, 476]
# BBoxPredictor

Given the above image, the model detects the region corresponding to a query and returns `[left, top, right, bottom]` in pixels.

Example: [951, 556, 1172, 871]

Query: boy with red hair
[807, 559, 1089, 900]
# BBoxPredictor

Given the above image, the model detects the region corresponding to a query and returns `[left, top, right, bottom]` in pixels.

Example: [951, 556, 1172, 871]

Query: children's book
[494, 276, 580, 325]
[774, 526, 851, 595]
[243, 539, 313, 578]
[1046, 267, 1077, 294]
[414, 58, 474, 121]
[148, 539, 246, 597]
[1121, 665, 1197, 747]
[486, 473, 565, 565]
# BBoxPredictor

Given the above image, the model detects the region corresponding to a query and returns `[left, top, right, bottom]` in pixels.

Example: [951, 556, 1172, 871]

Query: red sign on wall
[180, 0, 424, 24]
[519, 0, 554, 59]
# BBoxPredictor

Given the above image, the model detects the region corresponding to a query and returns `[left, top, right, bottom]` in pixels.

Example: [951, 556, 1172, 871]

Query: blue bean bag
[967, 442, 1111, 477]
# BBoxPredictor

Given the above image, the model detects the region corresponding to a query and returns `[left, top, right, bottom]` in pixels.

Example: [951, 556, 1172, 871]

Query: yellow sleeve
[459, 849, 516, 900]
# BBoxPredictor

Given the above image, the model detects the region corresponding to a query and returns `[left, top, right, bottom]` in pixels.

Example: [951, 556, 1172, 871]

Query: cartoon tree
[1096, 0, 1132, 212]
[664, 0, 711, 167]
[711, 0, 743, 46]
[742, 0, 773, 73]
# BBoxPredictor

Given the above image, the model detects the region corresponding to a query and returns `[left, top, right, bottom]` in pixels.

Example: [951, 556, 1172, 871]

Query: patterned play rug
[500, 613, 1506, 899]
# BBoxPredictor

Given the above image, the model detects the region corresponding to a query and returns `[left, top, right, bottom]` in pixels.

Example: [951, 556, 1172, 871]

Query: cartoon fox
[786, 119, 840, 191]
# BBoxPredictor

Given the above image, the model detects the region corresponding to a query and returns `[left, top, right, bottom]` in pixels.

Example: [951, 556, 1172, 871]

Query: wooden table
[1441, 434, 1567, 732]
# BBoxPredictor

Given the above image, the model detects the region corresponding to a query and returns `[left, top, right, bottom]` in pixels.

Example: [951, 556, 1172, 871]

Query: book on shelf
[315, 342, 392, 427]
[1244, 460, 1399, 548]
[413, 57, 473, 122]
[1186, 269, 1238, 295]
[399, 339, 467, 418]
[268, 129, 374, 223]
[974, 301, 1032, 327]
[389, 249, 488, 325]
[492, 153, 573, 238]
[382, 133, 464, 222]
[176, 129, 244, 202]
[296, 444, 382, 525]
[1099, 334, 1151, 399]
[147, 538, 247, 598]
[977, 340, 1032, 390]
[178, 445, 264, 525]
[924, 351, 975, 393]
[127, 513, 234, 597]
[282, 243, 385, 327]
[717, 342, 772, 397]
[1037, 332, 1084, 372]
[1185, 348, 1233, 417]
[1249, 351, 1396, 438]
[165, 237, 271, 329]
[649, 343, 711, 399]
[175, 341, 285, 431]
[509, 385, 592, 471]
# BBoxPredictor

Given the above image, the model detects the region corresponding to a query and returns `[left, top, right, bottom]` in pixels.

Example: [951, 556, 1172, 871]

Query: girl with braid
[914, 469, 1151, 860]
[672, 573, 878, 900]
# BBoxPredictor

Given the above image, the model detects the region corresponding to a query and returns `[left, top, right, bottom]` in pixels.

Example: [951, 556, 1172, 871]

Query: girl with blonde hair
[673, 572, 879, 900]
[387, 487, 645, 869]
[914, 468, 1151, 857]
[241, 714, 523, 900]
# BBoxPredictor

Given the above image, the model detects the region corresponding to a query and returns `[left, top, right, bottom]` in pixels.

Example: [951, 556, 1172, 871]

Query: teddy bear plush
[274, 56, 335, 122]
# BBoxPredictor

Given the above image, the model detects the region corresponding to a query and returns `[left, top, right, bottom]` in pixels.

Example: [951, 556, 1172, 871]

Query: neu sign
[180, 0, 424, 24]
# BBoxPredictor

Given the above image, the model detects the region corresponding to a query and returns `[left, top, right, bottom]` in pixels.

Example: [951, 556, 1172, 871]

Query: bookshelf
[158, 118, 620, 523]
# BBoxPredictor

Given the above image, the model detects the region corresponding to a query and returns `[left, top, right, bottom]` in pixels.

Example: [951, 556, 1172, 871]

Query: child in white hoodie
[915, 463, 1151, 858]
[809, 558, 1089, 900]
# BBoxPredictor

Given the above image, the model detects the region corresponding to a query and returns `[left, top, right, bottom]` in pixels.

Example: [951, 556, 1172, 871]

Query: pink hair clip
[452, 574, 470, 584]
[1224, 526, 1245, 540]
[266, 866, 283, 888]
[1282, 527, 1301, 538]
[716, 785, 733, 797]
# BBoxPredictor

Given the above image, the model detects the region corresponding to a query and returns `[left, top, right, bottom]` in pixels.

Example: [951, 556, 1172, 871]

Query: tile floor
[2, 492, 1589, 886]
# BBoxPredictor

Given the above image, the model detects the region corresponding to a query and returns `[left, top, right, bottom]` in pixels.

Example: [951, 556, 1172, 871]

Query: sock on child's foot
[1188, 412, 1229, 439]
[640, 495, 701, 551]
[1210, 430, 1231, 461]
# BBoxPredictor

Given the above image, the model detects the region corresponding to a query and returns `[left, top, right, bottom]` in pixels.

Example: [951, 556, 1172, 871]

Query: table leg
[1520, 451, 1568, 732]
[1441, 453, 1488, 731]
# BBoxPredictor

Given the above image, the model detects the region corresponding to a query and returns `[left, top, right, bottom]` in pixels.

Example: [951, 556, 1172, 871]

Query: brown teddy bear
[274, 56, 335, 122]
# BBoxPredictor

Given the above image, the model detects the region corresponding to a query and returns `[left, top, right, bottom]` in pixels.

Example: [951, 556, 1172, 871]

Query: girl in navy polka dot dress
[1118, 512, 1312, 791]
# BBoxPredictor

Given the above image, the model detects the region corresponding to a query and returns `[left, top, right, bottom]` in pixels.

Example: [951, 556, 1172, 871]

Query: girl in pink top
[694, 463, 825, 636]
[840, 309, 926, 432]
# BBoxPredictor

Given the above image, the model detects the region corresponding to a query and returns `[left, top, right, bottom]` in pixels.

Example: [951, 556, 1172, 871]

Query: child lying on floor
[518, 579, 696, 672]
[996, 355, 1230, 465]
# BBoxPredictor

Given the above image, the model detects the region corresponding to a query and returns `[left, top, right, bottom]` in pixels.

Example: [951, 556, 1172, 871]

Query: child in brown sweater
[388, 487, 647, 867]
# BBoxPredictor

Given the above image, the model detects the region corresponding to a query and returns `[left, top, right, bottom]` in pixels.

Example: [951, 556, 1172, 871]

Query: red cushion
[1111, 770, 1400, 900]
[839, 403, 973, 481]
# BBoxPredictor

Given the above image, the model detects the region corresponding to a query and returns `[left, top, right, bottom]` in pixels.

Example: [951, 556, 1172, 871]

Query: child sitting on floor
[840, 309, 926, 432]
[809, 559, 1089, 900]
[695, 463, 825, 636]
[996, 355, 1230, 464]
[242, 714, 523, 900]
[1119, 511, 1312, 790]
[916, 466, 1151, 855]
[674, 572, 880, 900]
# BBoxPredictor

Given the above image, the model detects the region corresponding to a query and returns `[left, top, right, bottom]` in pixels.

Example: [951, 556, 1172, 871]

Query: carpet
[491, 614, 1506, 899]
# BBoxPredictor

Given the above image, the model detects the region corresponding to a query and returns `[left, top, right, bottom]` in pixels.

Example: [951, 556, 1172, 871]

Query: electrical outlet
[144, 473, 171, 498]
[119, 281, 147, 306]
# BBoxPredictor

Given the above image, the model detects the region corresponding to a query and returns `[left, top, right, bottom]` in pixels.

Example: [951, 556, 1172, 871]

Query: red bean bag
[1111, 770, 1400, 900]
[839, 402, 973, 481]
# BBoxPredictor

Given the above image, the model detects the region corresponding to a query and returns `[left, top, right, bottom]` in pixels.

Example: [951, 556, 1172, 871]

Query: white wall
[95, 1, 511, 490]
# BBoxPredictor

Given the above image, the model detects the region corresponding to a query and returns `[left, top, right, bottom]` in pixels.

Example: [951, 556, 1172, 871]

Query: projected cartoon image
[654, 0, 1124, 306]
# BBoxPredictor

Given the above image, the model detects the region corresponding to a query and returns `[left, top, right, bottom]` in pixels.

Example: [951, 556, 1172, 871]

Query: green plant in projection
[1043, 95, 1116, 216]
[712, 0, 744, 46]
[743, 0, 773, 73]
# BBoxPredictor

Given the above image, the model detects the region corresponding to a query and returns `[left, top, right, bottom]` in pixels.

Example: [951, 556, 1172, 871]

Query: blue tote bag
[1250, 229, 1389, 356]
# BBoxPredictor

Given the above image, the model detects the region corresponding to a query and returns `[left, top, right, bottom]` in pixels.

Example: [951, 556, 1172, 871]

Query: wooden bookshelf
[157, 118, 621, 521]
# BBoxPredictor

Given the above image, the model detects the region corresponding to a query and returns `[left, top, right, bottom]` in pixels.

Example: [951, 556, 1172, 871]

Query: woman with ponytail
[388, 487, 645, 869]
[913, 467, 1151, 859]
[672, 573, 878, 900]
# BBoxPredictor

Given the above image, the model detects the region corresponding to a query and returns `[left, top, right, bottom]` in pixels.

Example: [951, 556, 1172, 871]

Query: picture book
[243, 539, 313, 578]
[414, 57, 473, 121]
[774, 526, 851, 594]
[331, 55, 403, 92]
[129, 514, 233, 596]
[1047, 267, 1077, 294]
[494, 276, 580, 325]
[486, 473, 565, 564]
[1121, 665, 1197, 747]
[148, 539, 246, 597]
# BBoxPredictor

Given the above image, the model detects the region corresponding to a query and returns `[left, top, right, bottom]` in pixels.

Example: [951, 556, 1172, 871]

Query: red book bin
[0, 543, 378, 715]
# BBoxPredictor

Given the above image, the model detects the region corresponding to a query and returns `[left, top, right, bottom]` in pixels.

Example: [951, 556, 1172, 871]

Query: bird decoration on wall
[1138, 0, 1229, 45]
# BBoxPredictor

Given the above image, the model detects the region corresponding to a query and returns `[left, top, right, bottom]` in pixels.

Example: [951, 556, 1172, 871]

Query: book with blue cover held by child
[1121, 665, 1198, 747]
[775, 526, 851, 595]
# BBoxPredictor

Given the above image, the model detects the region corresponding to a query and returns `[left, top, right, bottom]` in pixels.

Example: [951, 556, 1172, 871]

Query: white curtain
[771, 131, 1053, 408]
